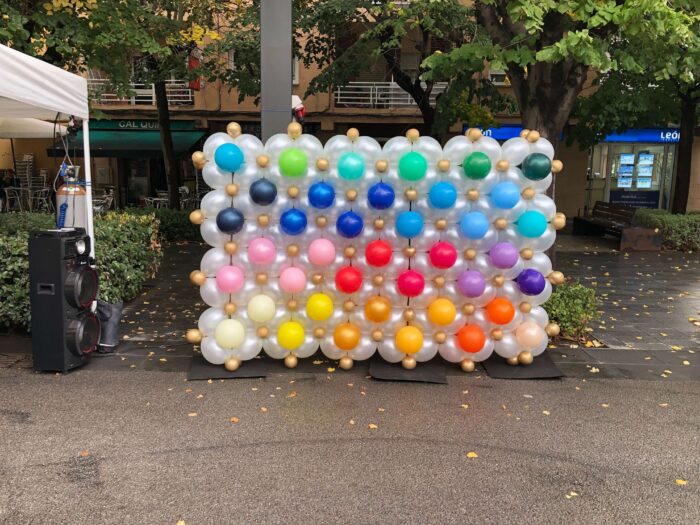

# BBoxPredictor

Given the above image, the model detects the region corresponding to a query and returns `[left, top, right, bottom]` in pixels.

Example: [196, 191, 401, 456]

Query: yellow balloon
[395, 325, 423, 355]
[214, 318, 245, 349]
[247, 294, 276, 323]
[306, 293, 334, 321]
[277, 321, 305, 350]
[427, 298, 456, 326]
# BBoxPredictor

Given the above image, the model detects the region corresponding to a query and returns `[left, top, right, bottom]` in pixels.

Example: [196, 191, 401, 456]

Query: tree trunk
[671, 93, 697, 214]
[154, 80, 180, 209]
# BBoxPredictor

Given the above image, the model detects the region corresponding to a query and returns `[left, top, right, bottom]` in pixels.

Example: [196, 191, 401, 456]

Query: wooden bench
[573, 201, 662, 251]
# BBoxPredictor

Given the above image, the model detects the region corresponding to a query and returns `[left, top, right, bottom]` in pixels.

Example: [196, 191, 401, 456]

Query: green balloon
[463, 151, 491, 180]
[522, 153, 552, 181]
[279, 147, 308, 177]
[338, 152, 365, 180]
[398, 151, 428, 181]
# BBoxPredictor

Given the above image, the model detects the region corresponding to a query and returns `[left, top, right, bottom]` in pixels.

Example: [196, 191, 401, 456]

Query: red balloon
[335, 266, 363, 294]
[397, 270, 425, 297]
[365, 239, 393, 267]
[457, 324, 486, 353]
[429, 241, 457, 269]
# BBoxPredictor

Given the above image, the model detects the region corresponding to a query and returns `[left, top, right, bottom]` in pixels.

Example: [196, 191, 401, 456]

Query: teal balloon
[517, 210, 548, 238]
[463, 152, 491, 180]
[338, 152, 365, 180]
[279, 148, 308, 177]
[522, 153, 551, 181]
[398, 152, 427, 181]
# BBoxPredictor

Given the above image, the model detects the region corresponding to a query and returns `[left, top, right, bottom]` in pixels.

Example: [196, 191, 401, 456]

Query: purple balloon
[517, 269, 546, 295]
[489, 242, 519, 269]
[458, 270, 486, 298]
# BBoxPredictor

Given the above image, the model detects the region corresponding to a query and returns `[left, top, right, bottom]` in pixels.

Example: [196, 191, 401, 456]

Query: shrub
[634, 209, 700, 251]
[127, 207, 200, 242]
[544, 281, 600, 340]
[0, 211, 162, 329]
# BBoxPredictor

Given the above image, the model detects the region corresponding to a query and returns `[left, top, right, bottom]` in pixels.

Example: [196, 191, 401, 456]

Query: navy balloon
[308, 181, 335, 209]
[280, 208, 307, 236]
[249, 178, 277, 206]
[367, 181, 395, 210]
[214, 143, 245, 172]
[216, 207, 245, 234]
[516, 269, 546, 295]
[428, 181, 457, 209]
[490, 181, 520, 209]
[336, 210, 364, 238]
[396, 211, 424, 238]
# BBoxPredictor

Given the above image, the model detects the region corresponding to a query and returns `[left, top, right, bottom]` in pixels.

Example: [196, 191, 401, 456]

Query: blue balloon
[336, 210, 364, 238]
[216, 207, 245, 234]
[517, 210, 548, 238]
[428, 181, 457, 209]
[214, 143, 244, 172]
[367, 182, 395, 210]
[490, 182, 521, 209]
[280, 208, 307, 236]
[459, 211, 489, 240]
[308, 181, 335, 209]
[396, 211, 424, 238]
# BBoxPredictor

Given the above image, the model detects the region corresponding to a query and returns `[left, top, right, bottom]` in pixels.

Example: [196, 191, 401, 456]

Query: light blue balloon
[459, 211, 489, 240]
[517, 210, 548, 238]
[491, 181, 521, 209]
[428, 181, 457, 209]
[338, 152, 365, 180]
[396, 211, 424, 238]
[214, 143, 244, 172]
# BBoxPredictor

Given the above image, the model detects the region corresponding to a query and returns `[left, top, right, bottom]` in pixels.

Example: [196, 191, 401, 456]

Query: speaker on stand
[29, 228, 99, 372]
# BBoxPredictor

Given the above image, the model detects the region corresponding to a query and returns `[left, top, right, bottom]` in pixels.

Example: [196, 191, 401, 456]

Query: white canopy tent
[0, 117, 67, 139]
[0, 43, 94, 258]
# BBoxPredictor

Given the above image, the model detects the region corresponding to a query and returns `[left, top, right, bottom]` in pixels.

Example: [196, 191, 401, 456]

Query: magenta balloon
[489, 242, 519, 269]
[457, 270, 486, 298]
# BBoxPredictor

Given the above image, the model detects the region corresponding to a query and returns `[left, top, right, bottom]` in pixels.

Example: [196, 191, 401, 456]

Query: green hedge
[0, 211, 162, 329]
[127, 207, 200, 242]
[544, 281, 600, 341]
[634, 209, 700, 251]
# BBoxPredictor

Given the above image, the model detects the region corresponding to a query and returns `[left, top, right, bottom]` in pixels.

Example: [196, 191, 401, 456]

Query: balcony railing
[88, 79, 194, 106]
[334, 81, 448, 109]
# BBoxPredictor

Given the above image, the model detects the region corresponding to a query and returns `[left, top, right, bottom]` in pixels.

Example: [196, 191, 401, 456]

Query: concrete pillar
[261, 0, 292, 141]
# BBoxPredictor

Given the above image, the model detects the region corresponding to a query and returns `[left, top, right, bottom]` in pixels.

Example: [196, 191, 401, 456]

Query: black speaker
[29, 228, 99, 372]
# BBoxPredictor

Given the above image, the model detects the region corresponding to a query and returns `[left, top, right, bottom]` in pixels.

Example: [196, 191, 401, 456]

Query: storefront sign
[461, 124, 564, 141]
[604, 128, 680, 143]
[609, 190, 660, 209]
[90, 120, 196, 131]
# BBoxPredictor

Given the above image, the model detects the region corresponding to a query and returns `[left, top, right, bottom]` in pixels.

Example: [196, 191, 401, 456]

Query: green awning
[48, 128, 205, 158]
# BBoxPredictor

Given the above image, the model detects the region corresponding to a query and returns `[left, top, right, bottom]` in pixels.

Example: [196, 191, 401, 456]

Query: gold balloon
[464, 248, 477, 260]
[402, 355, 417, 370]
[287, 244, 300, 257]
[343, 300, 356, 312]
[434, 276, 446, 288]
[466, 189, 480, 201]
[549, 271, 565, 285]
[522, 188, 536, 200]
[518, 351, 534, 366]
[506, 356, 519, 366]
[403, 308, 415, 322]
[491, 328, 504, 341]
[520, 248, 534, 260]
[519, 302, 533, 314]
[345, 189, 358, 202]
[373, 218, 385, 230]
[256, 272, 268, 285]
[372, 275, 384, 287]
[551, 159, 564, 173]
[225, 183, 239, 197]
[190, 270, 206, 286]
[494, 218, 508, 230]
[286, 299, 299, 311]
[437, 159, 450, 172]
[186, 329, 202, 344]
[404, 247, 416, 258]
[257, 214, 270, 227]
[347, 128, 360, 140]
[339, 356, 354, 370]
[224, 241, 238, 255]
[311, 273, 324, 285]
[224, 302, 237, 315]
[256, 154, 269, 168]
[375, 160, 388, 173]
[316, 216, 328, 228]
[492, 275, 506, 287]
[365, 296, 391, 323]
[496, 159, 509, 172]
[405, 189, 418, 201]
[460, 359, 476, 373]
[287, 186, 300, 199]
[316, 157, 329, 171]
[553, 212, 567, 230]
[466, 128, 482, 142]
[226, 122, 242, 138]
[189, 209, 204, 225]
[257, 326, 269, 338]
[520, 128, 530, 138]
[435, 331, 447, 344]
[435, 219, 447, 230]
[284, 354, 298, 368]
[287, 122, 302, 139]
[314, 327, 326, 339]
[224, 357, 241, 371]
[545, 322, 561, 337]
[191, 151, 206, 165]
[372, 329, 383, 341]
[462, 303, 476, 315]
[405, 128, 420, 142]
[526, 130, 541, 143]
[333, 323, 361, 350]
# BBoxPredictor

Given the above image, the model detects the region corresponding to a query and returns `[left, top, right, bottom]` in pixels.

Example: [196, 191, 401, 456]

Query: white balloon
[200, 220, 229, 247]
[200, 190, 230, 219]
[202, 163, 232, 189]
[530, 138, 555, 160]
[198, 307, 227, 336]
[200, 278, 228, 307]
[501, 137, 530, 166]
[200, 248, 230, 276]
[494, 333, 520, 359]
[201, 336, 227, 365]
[203, 132, 234, 160]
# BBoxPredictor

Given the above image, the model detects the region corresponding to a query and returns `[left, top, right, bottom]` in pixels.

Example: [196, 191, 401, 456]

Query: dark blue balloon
[280, 208, 307, 236]
[428, 181, 457, 209]
[516, 268, 546, 296]
[367, 181, 395, 210]
[396, 211, 424, 238]
[308, 181, 335, 209]
[216, 207, 245, 234]
[336, 210, 364, 238]
[249, 178, 277, 206]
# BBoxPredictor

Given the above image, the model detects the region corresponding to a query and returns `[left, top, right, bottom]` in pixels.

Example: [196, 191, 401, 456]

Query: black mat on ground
[369, 358, 447, 384]
[187, 354, 267, 380]
[482, 352, 564, 379]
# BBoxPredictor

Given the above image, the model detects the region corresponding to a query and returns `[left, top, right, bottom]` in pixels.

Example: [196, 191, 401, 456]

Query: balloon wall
[186, 123, 565, 372]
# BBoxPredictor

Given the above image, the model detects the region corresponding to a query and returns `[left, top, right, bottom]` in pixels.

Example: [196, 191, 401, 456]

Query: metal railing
[334, 81, 448, 109]
[87, 79, 194, 106]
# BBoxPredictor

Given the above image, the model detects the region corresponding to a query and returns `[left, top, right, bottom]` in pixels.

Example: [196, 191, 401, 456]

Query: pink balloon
[216, 265, 244, 294]
[515, 321, 545, 350]
[248, 237, 276, 265]
[308, 238, 336, 266]
[280, 266, 307, 293]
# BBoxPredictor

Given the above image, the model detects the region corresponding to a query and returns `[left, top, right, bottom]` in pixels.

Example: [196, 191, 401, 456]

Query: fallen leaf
[368, 423, 378, 429]
[378, 407, 385, 412]
[159, 357, 167, 363]
[79, 450, 90, 458]
[312, 360, 323, 365]
[590, 367, 600, 374]
[349, 419, 355, 425]
[230, 416, 240, 423]
[601, 403, 609, 408]
[676, 479, 687, 486]
[466, 451, 478, 459]
[260, 407, 268, 413]
[327, 367, 336, 373]
[542, 410, 550, 416]
[671, 345, 683, 351]
[461, 404, 469, 409]
[187, 412, 197, 417]
[196, 394, 204, 399]
[177, 521, 186, 525]
[286, 391, 298, 398]
[682, 360, 690, 366]
[185, 388, 192, 393]
[658, 403, 669, 408]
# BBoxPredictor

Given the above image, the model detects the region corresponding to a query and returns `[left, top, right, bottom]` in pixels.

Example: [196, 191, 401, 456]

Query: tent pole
[10, 138, 16, 176]
[82, 119, 95, 262]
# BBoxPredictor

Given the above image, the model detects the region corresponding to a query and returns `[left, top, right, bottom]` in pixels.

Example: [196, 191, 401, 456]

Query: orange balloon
[333, 322, 361, 350]
[364, 296, 392, 323]
[427, 298, 457, 326]
[486, 297, 515, 325]
[457, 324, 486, 353]
[395, 325, 423, 354]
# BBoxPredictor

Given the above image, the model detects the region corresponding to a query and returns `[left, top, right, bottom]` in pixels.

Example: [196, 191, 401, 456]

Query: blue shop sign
[461, 124, 563, 141]
[603, 128, 680, 143]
